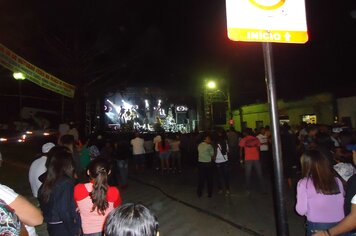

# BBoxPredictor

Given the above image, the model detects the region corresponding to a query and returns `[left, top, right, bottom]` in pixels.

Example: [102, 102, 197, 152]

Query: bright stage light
[122, 100, 132, 110]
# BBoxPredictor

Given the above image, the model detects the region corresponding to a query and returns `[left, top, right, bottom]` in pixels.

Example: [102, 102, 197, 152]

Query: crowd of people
[1, 126, 160, 236]
[1, 119, 356, 235]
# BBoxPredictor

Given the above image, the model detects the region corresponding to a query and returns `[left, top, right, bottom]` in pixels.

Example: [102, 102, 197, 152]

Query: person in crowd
[104, 203, 159, 236]
[58, 120, 70, 144]
[67, 122, 79, 143]
[74, 158, 122, 236]
[313, 150, 356, 236]
[239, 128, 265, 194]
[153, 132, 162, 171]
[169, 133, 182, 174]
[298, 122, 308, 144]
[280, 124, 299, 189]
[130, 132, 146, 172]
[88, 137, 101, 161]
[112, 139, 130, 189]
[257, 127, 271, 176]
[79, 136, 91, 173]
[100, 139, 113, 161]
[59, 134, 81, 177]
[38, 147, 81, 236]
[158, 133, 171, 175]
[28, 142, 55, 198]
[302, 124, 319, 151]
[333, 154, 356, 184]
[100, 139, 117, 186]
[214, 129, 230, 196]
[197, 132, 215, 198]
[0, 149, 2, 167]
[227, 127, 239, 164]
[0, 183, 43, 236]
[330, 127, 342, 148]
[296, 149, 345, 236]
[144, 133, 155, 170]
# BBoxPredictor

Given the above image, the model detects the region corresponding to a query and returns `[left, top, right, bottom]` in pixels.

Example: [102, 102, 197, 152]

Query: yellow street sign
[226, 0, 308, 44]
[249, 0, 285, 10]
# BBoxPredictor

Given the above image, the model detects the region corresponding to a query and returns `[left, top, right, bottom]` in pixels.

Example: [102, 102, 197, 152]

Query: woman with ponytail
[74, 158, 122, 236]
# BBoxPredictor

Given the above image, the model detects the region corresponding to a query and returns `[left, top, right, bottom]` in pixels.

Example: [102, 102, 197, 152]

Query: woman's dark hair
[39, 147, 75, 203]
[104, 203, 159, 236]
[300, 149, 340, 195]
[216, 130, 227, 156]
[88, 158, 110, 215]
[44, 146, 71, 168]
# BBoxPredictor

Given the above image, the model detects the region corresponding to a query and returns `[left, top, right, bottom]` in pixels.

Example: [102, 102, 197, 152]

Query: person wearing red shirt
[239, 128, 266, 194]
[74, 158, 122, 236]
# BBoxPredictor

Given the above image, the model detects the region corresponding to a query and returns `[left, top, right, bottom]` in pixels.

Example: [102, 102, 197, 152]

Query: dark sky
[0, 0, 355, 107]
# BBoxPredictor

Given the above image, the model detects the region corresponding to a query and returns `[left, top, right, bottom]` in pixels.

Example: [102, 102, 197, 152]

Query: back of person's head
[200, 132, 209, 143]
[104, 203, 159, 236]
[306, 124, 318, 135]
[41, 142, 55, 155]
[40, 147, 75, 203]
[243, 128, 253, 136]
[300, 149, 340, 195]
[88, 158, 110, 215]
[216, 128, 226, 137]
[59, 134, 75, 146]
[45, 145, 71, 168]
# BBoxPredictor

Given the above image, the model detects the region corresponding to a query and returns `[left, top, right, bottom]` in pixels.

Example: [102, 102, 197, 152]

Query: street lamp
[206, 81, 216, 89]
[13, 72, 26, 118]
[203, 80, 217, 130]
[203, 79, 232, 130]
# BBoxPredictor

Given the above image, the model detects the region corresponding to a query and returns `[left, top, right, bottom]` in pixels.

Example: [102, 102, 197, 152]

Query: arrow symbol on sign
[284, 32, 291, 41]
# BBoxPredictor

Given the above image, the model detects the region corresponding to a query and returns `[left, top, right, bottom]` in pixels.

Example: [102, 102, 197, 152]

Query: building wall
[231, 93, 335, 132]
[337, 96, 356, 128]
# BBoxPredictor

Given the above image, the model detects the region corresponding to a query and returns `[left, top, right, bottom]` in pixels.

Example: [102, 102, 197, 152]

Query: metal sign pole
[262, 42, 289, 236]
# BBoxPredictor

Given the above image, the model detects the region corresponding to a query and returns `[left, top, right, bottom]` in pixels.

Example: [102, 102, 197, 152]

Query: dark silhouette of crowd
[2, 119, 356, 235]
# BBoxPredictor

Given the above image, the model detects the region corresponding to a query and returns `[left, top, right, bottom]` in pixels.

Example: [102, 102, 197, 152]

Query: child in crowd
[74, 158, 122, 236]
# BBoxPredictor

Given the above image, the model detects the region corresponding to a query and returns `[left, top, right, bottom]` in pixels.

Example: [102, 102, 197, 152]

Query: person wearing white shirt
[0, 183, 43, 236]
[130, 133, 145, 172]
[28, 142, 55, 198]
[215, 130, 230, 196]
[256, 127, 270, 176]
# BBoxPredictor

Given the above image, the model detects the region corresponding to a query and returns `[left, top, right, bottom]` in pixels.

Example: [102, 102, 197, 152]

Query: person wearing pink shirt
[74, 158, 122, 236]
[296, 149, 345, 236]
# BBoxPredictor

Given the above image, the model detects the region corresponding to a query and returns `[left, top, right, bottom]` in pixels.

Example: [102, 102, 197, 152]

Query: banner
[0, 43, 75, 98]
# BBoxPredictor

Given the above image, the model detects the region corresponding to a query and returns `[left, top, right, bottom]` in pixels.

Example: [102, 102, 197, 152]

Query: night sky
[0, 0, 355, 108]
